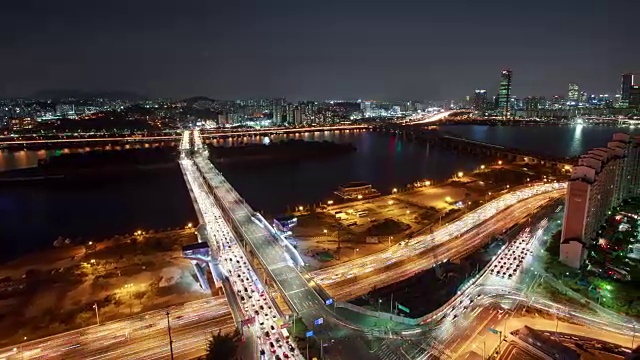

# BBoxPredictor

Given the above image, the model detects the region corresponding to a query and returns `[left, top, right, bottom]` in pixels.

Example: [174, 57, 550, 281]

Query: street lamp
[498, 160, 502, 165]
[327, 200, 333, 205]
[425, 181, 431, 186]
[323, 229, 328, 236]
[392, 188, 398, 194]
[480, 165, 485, 170]
[298, 206, 304, 211]
[457, 171, 463, 178]
[93, 303, 100, 325]
[353, 248, 359, 257]
[166, 310, 174, 360]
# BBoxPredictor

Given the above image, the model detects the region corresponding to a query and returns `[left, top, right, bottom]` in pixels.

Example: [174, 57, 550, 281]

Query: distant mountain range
[30, 89, 147, 101]
[181, 96, 217, 104]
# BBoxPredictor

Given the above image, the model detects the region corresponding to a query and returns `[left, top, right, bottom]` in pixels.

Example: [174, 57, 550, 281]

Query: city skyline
[2, 0, 638, 101]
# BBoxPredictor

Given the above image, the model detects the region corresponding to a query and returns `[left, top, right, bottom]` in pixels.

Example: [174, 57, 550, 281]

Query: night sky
[1, 0, 638, 101]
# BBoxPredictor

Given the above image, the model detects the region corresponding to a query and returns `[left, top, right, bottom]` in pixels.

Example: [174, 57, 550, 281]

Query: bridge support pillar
[207, 261, 222, 290]
[191, 260, 211, 291]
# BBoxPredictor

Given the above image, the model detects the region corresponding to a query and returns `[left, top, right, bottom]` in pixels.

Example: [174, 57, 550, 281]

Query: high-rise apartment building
[497, 69, 512, 119]
[473, 90, 488, 112]
[620, 73, 637, 108]
[629, 85, 640, 108]
[272, 104, 283, 124]
[560, 133, 640, 268]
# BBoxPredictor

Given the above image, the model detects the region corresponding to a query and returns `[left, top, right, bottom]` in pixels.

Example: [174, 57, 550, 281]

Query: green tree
[205, 330, 239, 360]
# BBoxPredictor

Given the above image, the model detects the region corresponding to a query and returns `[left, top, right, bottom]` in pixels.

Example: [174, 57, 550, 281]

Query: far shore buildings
[560, 133, 640, 268]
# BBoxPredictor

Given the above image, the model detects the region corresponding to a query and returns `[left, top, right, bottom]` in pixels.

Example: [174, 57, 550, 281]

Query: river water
[0, 124, 637, 261]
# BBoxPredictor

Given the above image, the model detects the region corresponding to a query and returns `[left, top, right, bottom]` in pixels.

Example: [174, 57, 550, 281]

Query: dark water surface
[0, 125, 636, 261]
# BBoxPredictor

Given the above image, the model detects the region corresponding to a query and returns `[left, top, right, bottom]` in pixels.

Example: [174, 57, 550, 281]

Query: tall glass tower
[497, 69, 512, 119]
[620, 73, 636, 108]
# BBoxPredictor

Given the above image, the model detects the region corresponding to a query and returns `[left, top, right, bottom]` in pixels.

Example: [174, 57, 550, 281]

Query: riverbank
[0, 228, 207, 347]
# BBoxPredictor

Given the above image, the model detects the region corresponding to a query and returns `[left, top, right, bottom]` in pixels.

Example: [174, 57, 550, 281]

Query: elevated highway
[310, 182, 566, 297]
[189, 130, 378, 359]
[402, 110, 473, 125]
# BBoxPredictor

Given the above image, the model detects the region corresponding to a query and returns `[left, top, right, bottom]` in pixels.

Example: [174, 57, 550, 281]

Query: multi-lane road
[192, 130, 376, 359]
[181, 143, 305, 360]
[312, 184, 565, 300]
[0, 297, 233, 360]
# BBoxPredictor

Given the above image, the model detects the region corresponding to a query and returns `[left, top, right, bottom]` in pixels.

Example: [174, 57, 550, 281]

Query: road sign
[325, 298, 334, 305]
[306, 330, 314, 337]
[314, 317, 324, 325]
[397, 303, 410, 313]
[488, 327, 500, 335]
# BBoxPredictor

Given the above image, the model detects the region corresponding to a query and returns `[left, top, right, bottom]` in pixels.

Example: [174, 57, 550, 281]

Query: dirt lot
[0, 229, 208, 346]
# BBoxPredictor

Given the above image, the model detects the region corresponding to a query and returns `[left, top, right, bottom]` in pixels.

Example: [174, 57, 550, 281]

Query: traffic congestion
[181, 131, 302, 360]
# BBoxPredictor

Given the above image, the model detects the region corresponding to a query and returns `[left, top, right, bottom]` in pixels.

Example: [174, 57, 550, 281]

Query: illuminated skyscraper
[630, 85, 640, 108]
[497, 69, 512, 119]
[620, 73, 637, 108]
[567, 83, 579, 106]
[473, 89, 487, 112]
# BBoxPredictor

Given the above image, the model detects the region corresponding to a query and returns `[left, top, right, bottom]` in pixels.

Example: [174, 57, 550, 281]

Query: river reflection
[1, 125, 636, 261]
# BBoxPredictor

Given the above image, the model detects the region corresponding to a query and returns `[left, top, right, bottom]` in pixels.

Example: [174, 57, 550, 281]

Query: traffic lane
[309, 189, 564, 282]
[312, 197, 559, 289]
[324, 197, 554, 300]
[186, 159, 268, 359]
[281, 284, 321, 314]
[52, 314, 235, 360]
[2, 298, 230, 360]
[199, 164, 372, 359]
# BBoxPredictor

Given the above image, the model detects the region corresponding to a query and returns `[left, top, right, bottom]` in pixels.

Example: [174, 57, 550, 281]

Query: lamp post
[353, 248, 359, 258]
[166, 310, 174, 360]
[93, 303, 100, 325]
